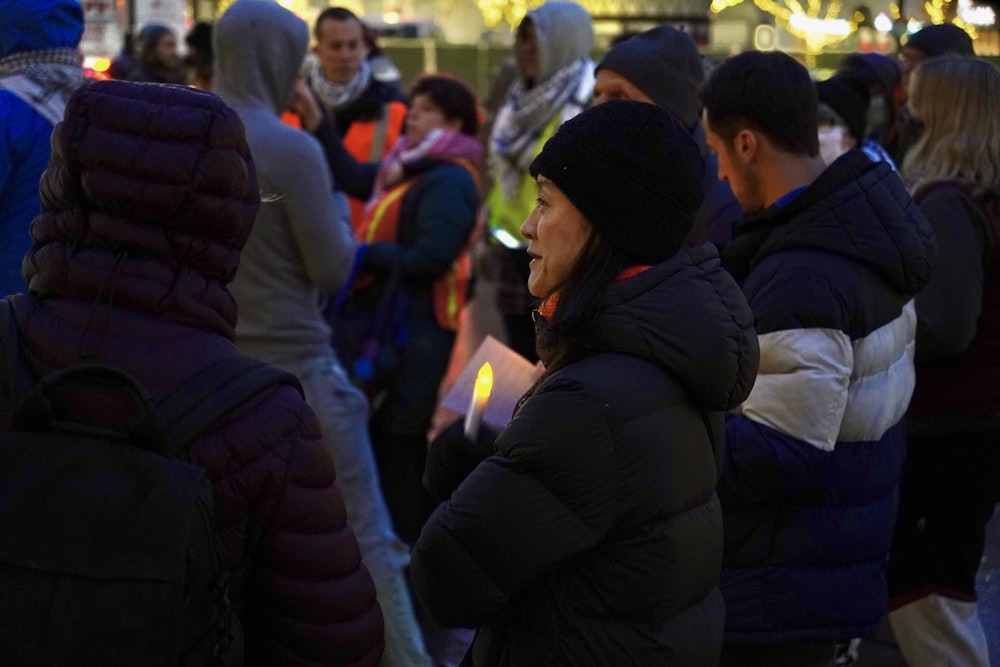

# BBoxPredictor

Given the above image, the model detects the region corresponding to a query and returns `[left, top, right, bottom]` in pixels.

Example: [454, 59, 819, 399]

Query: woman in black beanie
[411, 100, 760, 666]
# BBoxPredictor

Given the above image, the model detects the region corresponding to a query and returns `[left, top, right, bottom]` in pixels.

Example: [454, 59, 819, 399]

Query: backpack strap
[158, 356, 303, 458]
[0, 299, 302, 458]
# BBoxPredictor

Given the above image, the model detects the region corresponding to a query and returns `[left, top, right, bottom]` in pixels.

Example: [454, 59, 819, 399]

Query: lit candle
[464, 362, 493, 440]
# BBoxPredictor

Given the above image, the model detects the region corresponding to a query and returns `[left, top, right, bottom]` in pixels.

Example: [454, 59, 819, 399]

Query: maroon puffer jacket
[8, 80, 384, 666]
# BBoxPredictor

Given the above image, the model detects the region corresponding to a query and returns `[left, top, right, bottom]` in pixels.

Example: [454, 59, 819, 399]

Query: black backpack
[328, 245, 410, 412]
[0, 302, 302, 666]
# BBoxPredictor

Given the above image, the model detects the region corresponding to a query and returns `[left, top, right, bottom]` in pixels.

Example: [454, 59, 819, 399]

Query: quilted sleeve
[410, 381, 616, 628]
[194, 384, 383, 666]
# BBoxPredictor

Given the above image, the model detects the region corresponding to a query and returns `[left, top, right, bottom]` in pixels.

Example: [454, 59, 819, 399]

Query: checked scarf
[490, 58, 590, 202]
[0, 49, 85, 125]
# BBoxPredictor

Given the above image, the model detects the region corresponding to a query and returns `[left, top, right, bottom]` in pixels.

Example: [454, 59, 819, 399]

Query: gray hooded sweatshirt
[214, 0, 356, 364]
[522, 1, 594, 85]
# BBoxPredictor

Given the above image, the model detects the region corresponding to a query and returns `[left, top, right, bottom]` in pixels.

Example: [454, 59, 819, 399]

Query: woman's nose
[520, 212, 537, 240]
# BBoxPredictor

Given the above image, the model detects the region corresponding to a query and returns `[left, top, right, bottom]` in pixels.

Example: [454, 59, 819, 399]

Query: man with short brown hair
[699, 50, 937, 666]
[306, 7, 407, 228]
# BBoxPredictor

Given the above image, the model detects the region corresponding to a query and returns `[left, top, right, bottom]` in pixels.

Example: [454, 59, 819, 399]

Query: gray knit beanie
[529, 99, 704, 265]
[595, 25, 704, 129]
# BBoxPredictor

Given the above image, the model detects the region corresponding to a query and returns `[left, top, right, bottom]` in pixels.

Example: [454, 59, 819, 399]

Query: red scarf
[537, 264, 651, 320]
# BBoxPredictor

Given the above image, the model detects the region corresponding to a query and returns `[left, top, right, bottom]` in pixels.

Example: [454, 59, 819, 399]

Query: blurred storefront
[81, 0, 998, 92]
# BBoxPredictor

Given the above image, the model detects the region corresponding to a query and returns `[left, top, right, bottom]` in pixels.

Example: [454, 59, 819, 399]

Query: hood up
[25, 80, 259, 337]
[213, 0, 308, 116]
[583, 244, 759, 411]
[520, 1, 593, 84]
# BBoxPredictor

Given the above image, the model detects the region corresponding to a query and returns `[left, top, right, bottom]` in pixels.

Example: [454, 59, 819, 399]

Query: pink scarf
[365, 128, 482, 214]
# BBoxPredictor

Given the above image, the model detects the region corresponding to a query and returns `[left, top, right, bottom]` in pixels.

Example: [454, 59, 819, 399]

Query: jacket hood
[213, 0, 308, 115]
[725, 150, 937, 296]
[24, 80, 259, 338]
[0, 0, 84, 57]
[583, 244, 759, 411]
[520, 2, 593, 84]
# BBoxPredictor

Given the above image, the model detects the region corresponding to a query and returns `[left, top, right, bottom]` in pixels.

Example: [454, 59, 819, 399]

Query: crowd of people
[1, 0, 998, 665]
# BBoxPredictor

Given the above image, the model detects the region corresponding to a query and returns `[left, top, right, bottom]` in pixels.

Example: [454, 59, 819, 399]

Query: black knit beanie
[595, 25, 704, 129]
[906, 23, 975, 58]
[840, 53, 900, 94]
[529, 99, 704, 265]
[817, 73, 871, 142]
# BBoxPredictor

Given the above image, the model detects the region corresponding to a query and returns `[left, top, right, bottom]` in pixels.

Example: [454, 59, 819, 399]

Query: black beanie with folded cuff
[529, 99, 704, 265]
[817, 73, 871, 143]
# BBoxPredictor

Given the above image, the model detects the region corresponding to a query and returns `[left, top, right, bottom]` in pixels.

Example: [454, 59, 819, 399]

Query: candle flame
[474, 363, 494, 402]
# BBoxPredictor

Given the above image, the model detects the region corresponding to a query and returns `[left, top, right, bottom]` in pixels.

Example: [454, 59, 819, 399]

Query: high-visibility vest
[485, 111, 562, 246]
[355, 159, 480, 332]
[344, 101, 408, 233]
[279, 110, 302, 129]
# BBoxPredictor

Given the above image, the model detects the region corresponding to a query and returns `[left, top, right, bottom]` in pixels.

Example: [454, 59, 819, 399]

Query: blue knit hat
[0, 0, 84, 56]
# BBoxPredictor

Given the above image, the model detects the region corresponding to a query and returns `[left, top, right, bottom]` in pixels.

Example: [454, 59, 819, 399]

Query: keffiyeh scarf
[308, 55, 372, 114]
[490, 58, 590, 201]
[0, 49, 85, 125]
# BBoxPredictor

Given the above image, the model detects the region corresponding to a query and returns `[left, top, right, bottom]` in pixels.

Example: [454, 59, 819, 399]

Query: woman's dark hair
[136, 24, 172, 65]
[409, 75, 480, 137]
[698, 50, 819, 157]
[534, 231, 633, 368]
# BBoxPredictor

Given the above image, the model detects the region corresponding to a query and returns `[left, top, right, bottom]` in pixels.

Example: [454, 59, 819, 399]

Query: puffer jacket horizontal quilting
[8, 295, 384, 666]
[10, 79, 384, 664]
[718, 150, 934, 644]
[25, 82, 259, 337]
[191, 381, 383, 665]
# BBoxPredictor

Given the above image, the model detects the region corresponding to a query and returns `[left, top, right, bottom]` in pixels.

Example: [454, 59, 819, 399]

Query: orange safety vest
[279, 110, 302, 129]
[344, 101, 408, 233]
[355, 159, 481, 332]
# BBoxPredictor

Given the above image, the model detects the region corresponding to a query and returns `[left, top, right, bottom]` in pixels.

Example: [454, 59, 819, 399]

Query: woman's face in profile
[516, 21, 539, 83]
[520, 176, 592, 299]
[404, 93, 461, 145]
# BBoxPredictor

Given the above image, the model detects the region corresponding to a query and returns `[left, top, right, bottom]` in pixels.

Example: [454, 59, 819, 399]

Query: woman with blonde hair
[890, 55, 1000, 667]
[902, 55, 1000, 191]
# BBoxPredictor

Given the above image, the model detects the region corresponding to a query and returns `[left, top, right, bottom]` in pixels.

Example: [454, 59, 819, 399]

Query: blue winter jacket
[0, 0, 84, 296]
[718, 149, 937, 644]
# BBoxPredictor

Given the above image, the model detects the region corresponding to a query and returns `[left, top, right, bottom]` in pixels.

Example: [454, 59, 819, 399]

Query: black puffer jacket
[411, 244, 758, 666]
